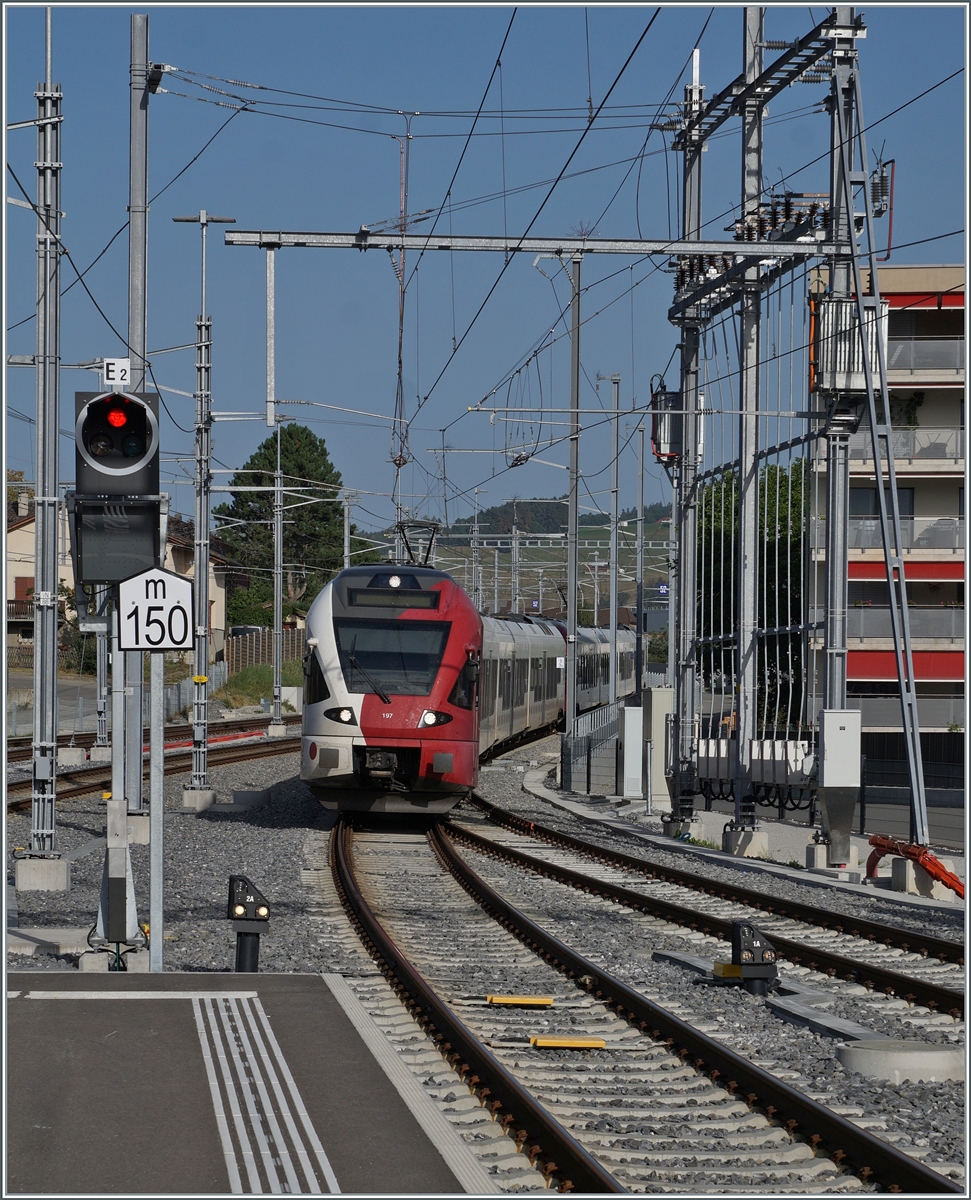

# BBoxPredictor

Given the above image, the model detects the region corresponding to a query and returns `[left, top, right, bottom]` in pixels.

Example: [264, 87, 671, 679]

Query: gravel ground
[472, 738, 965, 944]
[7, 751, 360, 976]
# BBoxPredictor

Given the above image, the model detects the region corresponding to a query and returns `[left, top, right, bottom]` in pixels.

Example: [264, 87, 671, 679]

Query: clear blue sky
[5, 5, 966, 532]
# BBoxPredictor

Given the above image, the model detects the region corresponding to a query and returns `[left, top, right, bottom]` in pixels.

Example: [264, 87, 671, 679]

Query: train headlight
[324, 706, 358, 725]
[419, 710, 453, 727]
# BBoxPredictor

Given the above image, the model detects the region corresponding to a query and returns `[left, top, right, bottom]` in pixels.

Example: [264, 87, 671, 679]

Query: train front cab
[301, 566, 482, 813]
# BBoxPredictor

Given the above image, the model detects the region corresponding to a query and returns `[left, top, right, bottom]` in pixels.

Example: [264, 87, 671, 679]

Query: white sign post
[118, 567, 195, 971]
[118, 567, 194, 652]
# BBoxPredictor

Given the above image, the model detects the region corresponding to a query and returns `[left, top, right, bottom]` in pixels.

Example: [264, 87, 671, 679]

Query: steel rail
[6, 738, 300, 810]
[7, 713, 302, 761]
[448, 819, 963, 1020]
[330, 817, 624, 1195]
[469, 795, 964, 966]
[431, 823, 961, 1195]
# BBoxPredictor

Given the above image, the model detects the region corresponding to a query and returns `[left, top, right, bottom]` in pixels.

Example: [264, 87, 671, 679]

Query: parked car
[229, 625, 268, 637]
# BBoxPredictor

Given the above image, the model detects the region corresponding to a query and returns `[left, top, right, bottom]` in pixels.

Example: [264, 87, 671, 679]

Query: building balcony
[848, 694, 964, 731]
[886, 336, 964, 378]
[849, 426, 964, 471]
[812, 516, 965, 555]
[811, 605, 964, 642]
[8, 598, 35, 621]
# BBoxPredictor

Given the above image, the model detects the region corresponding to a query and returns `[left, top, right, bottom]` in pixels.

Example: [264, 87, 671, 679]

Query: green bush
[214, 662, 303, 708]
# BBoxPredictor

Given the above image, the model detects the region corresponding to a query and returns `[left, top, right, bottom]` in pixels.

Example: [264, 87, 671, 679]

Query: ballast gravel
[473, 739, 964, 944]
[7, 752, 361, 977]
[8, 735, 964, 1180]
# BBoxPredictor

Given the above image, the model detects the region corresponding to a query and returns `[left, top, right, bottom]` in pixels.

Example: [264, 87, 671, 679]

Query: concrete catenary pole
[635, 424, 645, 703]
[734, 7, 764, 830]
[29, 6, 62, 857]
[173, 210, 235, 806]
[125, 12, 149, 813]
[673, 47, 704, 821]
[565, 253, 582, 741]
[609, 376, 621, 703]
[512, 525, 520, 613]
[822, 7, 856, 717]
[271, 419, 284, 732]
[95, 586, 109, 746]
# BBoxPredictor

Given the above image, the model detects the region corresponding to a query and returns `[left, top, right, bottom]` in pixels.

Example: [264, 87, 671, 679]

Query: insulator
[808, 202, 819, 225]
[720, 256, 731, 273]
[880, 171, 890, 203]
[762, 39, 791, 49]
[871, 174, 882, 207]
[784, 193, 793, 222]
[757, 214, 768, 237]
[820, 207, 830, 230]
[745, 221, 756, 241]
[676, 267, 685, 290]
[734, 222, 744, 242]
[769, 203, 779, 230]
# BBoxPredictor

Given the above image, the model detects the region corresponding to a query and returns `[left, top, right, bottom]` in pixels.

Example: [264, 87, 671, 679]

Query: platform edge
[320, 972, 501, 1195]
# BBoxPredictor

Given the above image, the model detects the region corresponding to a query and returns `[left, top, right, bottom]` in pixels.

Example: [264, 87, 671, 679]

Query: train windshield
[333, 619, 451, 696]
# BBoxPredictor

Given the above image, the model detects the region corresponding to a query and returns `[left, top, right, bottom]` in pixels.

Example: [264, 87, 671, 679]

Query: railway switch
[712, 920, 778, 997]
[228, 874, 270, 972]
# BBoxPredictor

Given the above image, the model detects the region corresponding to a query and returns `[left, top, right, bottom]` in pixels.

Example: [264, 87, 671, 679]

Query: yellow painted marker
[713, 961, 743, 978]
[486, 995, 554, 1008]
[529, 1036, 606, 1049]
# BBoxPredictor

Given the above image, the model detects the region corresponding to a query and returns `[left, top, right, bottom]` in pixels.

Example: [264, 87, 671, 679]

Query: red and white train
[300, 564, 636, 813]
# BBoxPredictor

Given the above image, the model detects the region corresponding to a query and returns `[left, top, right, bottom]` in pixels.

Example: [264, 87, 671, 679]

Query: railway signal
[75, 390, 159, 496]
[228, 875, 271, 972]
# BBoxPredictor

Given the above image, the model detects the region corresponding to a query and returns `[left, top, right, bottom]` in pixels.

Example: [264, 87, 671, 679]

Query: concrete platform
[7, 971, 493, 1195]
[523, 767, 964, 914]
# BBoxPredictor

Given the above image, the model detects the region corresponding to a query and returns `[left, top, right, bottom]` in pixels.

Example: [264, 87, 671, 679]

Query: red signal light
[107, 408, 127, 428]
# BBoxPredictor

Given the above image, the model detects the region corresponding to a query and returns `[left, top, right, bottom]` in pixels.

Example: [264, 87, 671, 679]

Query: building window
[849, 487, 914, 517]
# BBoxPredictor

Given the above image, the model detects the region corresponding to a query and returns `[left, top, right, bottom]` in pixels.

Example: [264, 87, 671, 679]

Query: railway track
[5, 736, 301, 811]
[453, 803, 965, 1020]
[332, 815, 961, 1194]
[6, 713, 302, 763]
[467, 795, 964, 966]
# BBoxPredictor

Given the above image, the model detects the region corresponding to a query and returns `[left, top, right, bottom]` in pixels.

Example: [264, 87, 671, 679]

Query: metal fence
[562, 700, 625, 795]
[164, 660, 229, 721]
[225, 629, 306, 673]
[7, 645, 71, 671]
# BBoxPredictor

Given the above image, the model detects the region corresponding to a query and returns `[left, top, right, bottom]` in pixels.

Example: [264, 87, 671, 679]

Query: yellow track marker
[486, 995, 554, 1007]
[529, 1036, 606, 1049]
[713, 961, 743, 978]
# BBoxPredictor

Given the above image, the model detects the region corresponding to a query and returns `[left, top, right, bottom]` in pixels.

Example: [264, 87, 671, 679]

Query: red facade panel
[848, 562, 965, 582]
[884, 292, 963, 309]
[847, 650, 964, 681]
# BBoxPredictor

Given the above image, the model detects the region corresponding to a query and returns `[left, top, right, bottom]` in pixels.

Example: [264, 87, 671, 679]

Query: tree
[213, 424, 354, 624]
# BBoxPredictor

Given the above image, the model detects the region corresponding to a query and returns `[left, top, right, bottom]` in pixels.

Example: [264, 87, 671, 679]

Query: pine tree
[213, 424, 347, 624]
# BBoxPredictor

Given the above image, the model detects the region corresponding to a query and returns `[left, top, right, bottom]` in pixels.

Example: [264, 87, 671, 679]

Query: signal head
[75, 390, 160, 496]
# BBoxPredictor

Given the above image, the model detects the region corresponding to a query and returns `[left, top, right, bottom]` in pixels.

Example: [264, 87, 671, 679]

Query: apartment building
[811, 264, 965, 734]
